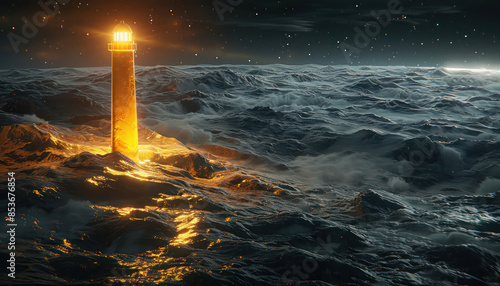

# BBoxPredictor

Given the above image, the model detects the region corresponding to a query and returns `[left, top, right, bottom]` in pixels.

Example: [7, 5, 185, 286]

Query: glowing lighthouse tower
[108, 21, 139, 161]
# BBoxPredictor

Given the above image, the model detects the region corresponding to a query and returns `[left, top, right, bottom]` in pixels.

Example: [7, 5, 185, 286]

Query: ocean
[0, 65, 499, 285]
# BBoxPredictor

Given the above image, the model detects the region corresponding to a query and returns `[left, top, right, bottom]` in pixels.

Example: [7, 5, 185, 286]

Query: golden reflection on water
[90, 204, 204, 282]
[63, 238, 72, 248]
[85, 175, 109, 186]
[53, 238, 72, 254]
[103, 166, 165, 183]
[108, 248, 193, 283]
[116, 207, 138, 216]
[171, 212, 201, 246]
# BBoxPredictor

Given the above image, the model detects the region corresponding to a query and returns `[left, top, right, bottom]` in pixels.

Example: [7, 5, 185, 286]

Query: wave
[0, 65, 499, 285]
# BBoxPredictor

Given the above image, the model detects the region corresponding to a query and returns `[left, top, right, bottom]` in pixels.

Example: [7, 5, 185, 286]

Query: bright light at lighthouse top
[113, 21, 132, 41]
[108, 21, 137, 52]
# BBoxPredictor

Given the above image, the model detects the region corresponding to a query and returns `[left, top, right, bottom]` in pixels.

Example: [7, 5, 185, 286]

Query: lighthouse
[108, 21, 139, 161]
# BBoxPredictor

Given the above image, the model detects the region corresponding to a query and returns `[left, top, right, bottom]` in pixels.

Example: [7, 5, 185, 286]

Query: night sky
[0, 0, 499, 69]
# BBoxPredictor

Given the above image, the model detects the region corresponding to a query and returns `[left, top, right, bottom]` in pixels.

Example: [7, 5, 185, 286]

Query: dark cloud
[218, 19, 315, 32]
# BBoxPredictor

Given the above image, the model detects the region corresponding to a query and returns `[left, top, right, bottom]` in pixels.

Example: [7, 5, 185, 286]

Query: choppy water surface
[0, 65, 499, 285]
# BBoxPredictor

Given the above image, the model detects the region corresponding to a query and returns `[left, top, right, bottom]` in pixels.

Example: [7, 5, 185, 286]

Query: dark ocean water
[0, 65, 499, 285]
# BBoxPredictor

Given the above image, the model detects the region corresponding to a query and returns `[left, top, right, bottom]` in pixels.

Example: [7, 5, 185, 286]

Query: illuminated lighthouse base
[109, 21, 139, 161]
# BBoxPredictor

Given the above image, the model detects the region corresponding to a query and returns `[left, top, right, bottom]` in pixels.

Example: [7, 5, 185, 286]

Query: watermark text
[7, 0, 70, 54]
[7, 172, 16, 279]
[341, 0, 403, 63]
[213, 0, 243, 22]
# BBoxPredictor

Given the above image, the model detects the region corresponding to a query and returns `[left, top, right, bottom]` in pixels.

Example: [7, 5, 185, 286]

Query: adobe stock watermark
[6, 172, 17, 279]
[340, 0, 404, 64]
[7, 0, 70, 54]
[396, 136, 436, 177]
[213, 0, 243, 22]
[281, 234, 337, 285]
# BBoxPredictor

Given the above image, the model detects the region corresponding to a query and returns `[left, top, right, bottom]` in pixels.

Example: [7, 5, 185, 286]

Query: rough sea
[0, 65, 499, 285]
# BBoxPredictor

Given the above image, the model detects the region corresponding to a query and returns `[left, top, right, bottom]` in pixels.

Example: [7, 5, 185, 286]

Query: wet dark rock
[152, 152, 226, 178]
[1, 124, 67, 152]
[221, 174, 281, 193]
[353, 189, 406, 221]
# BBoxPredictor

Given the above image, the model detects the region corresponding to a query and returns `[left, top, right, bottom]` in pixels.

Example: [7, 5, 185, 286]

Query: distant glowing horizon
[444, 67, 500, 74]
